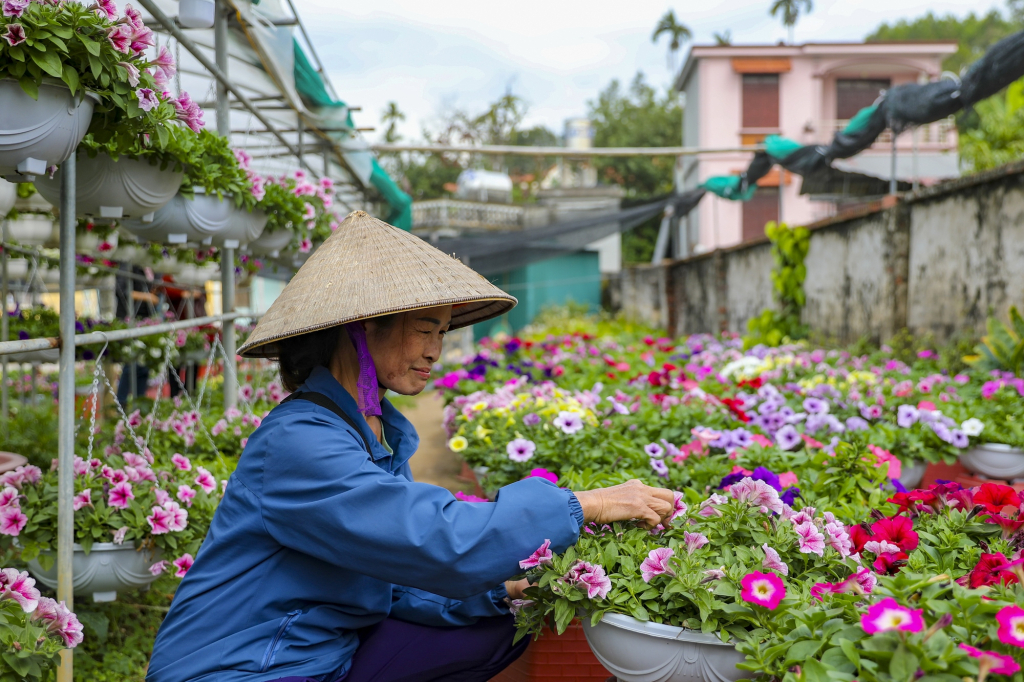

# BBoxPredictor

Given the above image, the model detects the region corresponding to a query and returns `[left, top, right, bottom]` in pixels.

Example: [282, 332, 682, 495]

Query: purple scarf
[344, 322, 382, 417]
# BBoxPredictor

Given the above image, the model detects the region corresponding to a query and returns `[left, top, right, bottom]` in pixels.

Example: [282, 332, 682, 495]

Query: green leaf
[801, 659, 830, 682]
[786, 639, 823, 665]
[2, 651, 30, 677]
[890, 645, 919, 682]
[18, 76, 39, 100]
[80, 34, 101, 56]
[29, 49, 62, 78]
[838, 638, 861, 667]
[61, 65, 79, 95]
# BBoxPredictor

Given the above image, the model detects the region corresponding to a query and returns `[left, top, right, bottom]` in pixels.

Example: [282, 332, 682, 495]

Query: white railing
[825, 116, 957, 148]
[412, 199, 525, 230]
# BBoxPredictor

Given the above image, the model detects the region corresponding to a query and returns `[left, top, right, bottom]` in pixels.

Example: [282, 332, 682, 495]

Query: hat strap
[344, 322, 382, 418]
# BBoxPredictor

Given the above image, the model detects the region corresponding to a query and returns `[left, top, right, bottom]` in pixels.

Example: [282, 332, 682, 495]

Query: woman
[148, 211, 674, 682]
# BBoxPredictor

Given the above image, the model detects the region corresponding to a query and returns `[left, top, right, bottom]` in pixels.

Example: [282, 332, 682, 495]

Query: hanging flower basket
[34, 152, 183, 221]
[175, 262, 220, 287]
[121, 190, 266, 247]
[247, 226, 293, 257]
[3, 213, 54, 246]
[0, 80, 98, 181]
[27, 542, 161, 603]
[960, 443, 1024, 480]
[4, 257, 29, 281]
[581, 613, 746, 682]
[110, 240, 147, 265]
[77, 229, 119, 257]
[0, 179, 16, 217]
[178, 0, 215, 28]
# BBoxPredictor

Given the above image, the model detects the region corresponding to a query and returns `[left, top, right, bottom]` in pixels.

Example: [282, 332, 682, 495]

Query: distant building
[673, 41, 959, 254]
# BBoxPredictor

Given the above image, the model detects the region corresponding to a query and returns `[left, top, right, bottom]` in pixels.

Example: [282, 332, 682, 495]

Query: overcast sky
[292, 0, 1005, 142]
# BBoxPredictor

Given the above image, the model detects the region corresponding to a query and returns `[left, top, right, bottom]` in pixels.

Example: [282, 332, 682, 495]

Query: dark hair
[276, 314, 401, 392]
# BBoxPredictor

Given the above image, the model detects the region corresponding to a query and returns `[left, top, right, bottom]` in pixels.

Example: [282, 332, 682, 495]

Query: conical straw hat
[238, 210, 516, 358]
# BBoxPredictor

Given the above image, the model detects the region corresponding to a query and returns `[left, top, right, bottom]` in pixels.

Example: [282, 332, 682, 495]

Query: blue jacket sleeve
[390, 584, 508, 627]
[258, 410, 581, 601]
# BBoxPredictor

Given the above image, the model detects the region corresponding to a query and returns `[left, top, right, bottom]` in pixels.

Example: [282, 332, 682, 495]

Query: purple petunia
[775, 425, 801, 451]
[897, 404, 919, 428]
[802, 397, 829, 414]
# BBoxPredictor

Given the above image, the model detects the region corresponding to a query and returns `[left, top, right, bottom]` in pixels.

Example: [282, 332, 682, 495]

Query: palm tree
[651, 10, 692, 73]
[713, 30, 732, 45]
[380, 101, 405, 144]
[769, 0, 812, 44]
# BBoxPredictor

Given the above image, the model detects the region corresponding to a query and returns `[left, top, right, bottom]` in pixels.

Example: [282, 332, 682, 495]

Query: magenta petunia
[668, 491, 688, 522]
[640, 547, 675, 582]
[177, 485, 196, 507]
[519, 539, 553, 569]
[2, 0, 29, 18]
[147, 506, 172, 534]
[959, 644, 1021, 675]
[525, 468, 558, 484]
[997, 605, 1024, 649]
[171, 453, 192, 471]
[2, 22, 26, 46]
[32, 598, 83, 648]
[0, 486, 19, 509]
[740, 571, 785, 610]
[0, 568, 39, 612]
[108, 481, 134, 509]
[794, 521, 826, 556]
[195, 466, 216, 494]
[173, 553, 194, 578]
[861, 597, 924, 634]
[106, 23, 133, 53]
[72, 489, 92, 511]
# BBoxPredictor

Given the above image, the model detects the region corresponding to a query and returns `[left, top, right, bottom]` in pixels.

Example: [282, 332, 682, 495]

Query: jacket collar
[301, 366, 419, 469]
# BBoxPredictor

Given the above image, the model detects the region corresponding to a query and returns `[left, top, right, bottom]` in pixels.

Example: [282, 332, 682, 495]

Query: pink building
[673, 41, 959, 253]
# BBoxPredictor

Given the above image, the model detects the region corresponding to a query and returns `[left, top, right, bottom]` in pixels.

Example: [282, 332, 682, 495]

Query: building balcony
[821, 116, 958, 151]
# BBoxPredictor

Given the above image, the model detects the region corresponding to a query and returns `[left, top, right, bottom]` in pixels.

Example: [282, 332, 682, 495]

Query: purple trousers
[270, 614, 528, 682]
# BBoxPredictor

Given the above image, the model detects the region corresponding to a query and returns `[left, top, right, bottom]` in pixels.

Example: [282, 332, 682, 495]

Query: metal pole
[221, 249, 236, 411]
[889, 130, 898, 196]
[1, 237, 8, 436]
[214, 0, 230, 136]
[912, 127, 919, 193]
[297, 116, 304, 168]
[56, 153, 76, 682]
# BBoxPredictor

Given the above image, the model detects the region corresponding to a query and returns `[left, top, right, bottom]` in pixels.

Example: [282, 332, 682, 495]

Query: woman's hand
[505, 578, 530, 600]
[573, 480, 675, 528]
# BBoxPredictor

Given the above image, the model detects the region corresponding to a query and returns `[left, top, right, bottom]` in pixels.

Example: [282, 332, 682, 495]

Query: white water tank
[564, 118, 594, 150]
[455, 170, 513, 204]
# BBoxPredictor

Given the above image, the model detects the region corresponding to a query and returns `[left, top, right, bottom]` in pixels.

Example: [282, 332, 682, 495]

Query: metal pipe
[56, 153, 76, 682]
[890, 131, 898, 196]
[214, 0, 230, 136]
[221, 249, 237, 411]
[297, 116, 304, 168]
[135, 0, 320, 178]
[370, 143, 763, 157]
[0, 312, 249, 357]
[1, 235, 8, 436]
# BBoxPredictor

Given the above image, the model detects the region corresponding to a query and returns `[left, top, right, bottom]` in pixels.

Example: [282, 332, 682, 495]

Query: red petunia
[721, 398, 750, 423]
[870, 515, 919, 553]
[970, 553, 1020, 589]
[974, 483, 1021, 515]
[888, 492, 915, 514]
[849, 524, 873, 553]
[873, 551, 909, 575]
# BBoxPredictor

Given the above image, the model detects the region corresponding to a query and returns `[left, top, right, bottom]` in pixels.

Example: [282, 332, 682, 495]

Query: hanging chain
[84, 340, 109, 461]
[143, 343, 174, 450]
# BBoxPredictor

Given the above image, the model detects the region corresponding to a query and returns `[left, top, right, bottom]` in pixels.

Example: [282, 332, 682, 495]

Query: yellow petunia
[448, 436, 468, 452]
[475, 425, 493, 439]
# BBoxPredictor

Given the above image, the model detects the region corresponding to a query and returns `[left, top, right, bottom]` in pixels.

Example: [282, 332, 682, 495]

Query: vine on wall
[744, 221, 810, 347]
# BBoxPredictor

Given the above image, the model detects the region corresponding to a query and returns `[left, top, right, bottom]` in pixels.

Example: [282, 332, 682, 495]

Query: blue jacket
[148, 366, 582, 682]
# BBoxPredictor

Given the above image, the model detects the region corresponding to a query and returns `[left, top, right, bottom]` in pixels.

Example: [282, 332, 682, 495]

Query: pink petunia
[0, 507, 27, 536]
[1, 23, 25, 47]
[148, 560, 168, 576]
[730, 477, 784, 514]
[2, 0, 30, 18]
[136, 87, 159, 112]
[959, 645, 1020, 676]
[519, 539, 553, 569]
[861, 597, 924, 634]
[778, 471, 799, 488]
[740, 571, 785, 610]
[0, 486, 19, 509]
[72, 489, 92, 511]
[177, 485, 196, 507]
[121, 3, 144, 29]
[794, 521, 826, 556]
[106, 23, 133, 53]
[683, 531, 709, 555]
[171, 453, 192, 471]
[151, 44, 176, 79]
[525, 468, 558, 484]
[91, 0, 116, 19]
[32, 598, 83, 648]
[668, 491, 688, 523]
[762, 543, 789, 576]
[173, 553, 194, 578]
[698, 493, 729, 518]
[112, 526, 128, 545]
[117, 61, 140, 87]
[640, 547, 675, 582]
[569, 562, 611, 600]
[506, 438, 536, 463]
[0, 568, 39, 612]
[164, 502, 188, 532]
[146, 506, 172, 534]
[997, 605, 1024, 649]
[194, 467, 216, 494]
[108, 481, 134, 509]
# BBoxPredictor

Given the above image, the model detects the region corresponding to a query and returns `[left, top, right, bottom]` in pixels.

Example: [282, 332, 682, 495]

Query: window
[742, 74, 779, 129]
[742, 188, 779, 242]
[836, 78, 890, 120]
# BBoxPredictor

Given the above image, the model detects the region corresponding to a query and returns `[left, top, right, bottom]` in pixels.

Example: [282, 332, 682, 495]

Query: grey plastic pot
[899, 460, 927, 490]
[582, 613, 746, 682]
[960, 443, 1024, 480]
[121, 190, 266, 247]
[0, 79, 98, 180]
[28, 542, 161, 603]
[247, 228, 293, 257]
[3, 213, 54, 246]
[34, 152, 183, 220]
[0, 179, 16, 217]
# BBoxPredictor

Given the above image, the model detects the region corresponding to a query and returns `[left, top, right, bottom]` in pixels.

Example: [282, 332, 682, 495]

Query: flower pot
[490, 622, 611, 682]
[3, 213, 54, 246]
[153, 255, 184, 275]
[27, 542, 161, 602]
[76, 230, 119, 257]
[3, 257, 29, 280]
[899, 460, 927, 490]
[0, 179, 16, 217]
[111, 240, 146, 265]
[175, 262, 220, 287]
[0, 79, 98, 180]
[247, 227, 293, 257]
[34, 152, 183, 220]
[960, 443, 1024, 480]
[41, 266, 60, 284]
[582, 613, 746, 682]
[121, 191, 265, 247]
[0, 452, 28, 473]
[178, 0, 215, 28]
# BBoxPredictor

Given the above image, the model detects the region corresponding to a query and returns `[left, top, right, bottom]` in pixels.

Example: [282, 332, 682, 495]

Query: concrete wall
[613, 161, 1024, 343]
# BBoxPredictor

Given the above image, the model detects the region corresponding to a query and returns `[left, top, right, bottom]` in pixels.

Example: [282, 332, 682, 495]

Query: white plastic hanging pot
[582, 613, 746, 682]
[221, 208, 267, 248]
[960, 443, 1024, 480]
[121, 190, 265, 247]
[41, 266, 60, 284]
[248, 228, 293, 257]
[28, 542, 162, 602]
[0, 79, 99, 180]
[3, 213, 54, 246]
[0, 179, 16, 217]
[111, 239, 146, 265]
[3, 257, 29, 280]
[34, 152, 183, 220]
[77, 230, 119, 257]
[175, 262, 220, 286]
[178, 0, 215, 28]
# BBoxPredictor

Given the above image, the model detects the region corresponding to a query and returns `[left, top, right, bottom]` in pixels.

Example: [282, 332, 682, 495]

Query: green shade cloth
[292, 40, 412, 230]
[764, 135, 802, 161]
[701, 175, 757, 201]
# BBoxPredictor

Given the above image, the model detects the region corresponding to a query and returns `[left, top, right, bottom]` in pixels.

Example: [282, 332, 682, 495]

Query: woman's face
[365, 305, 452, 395]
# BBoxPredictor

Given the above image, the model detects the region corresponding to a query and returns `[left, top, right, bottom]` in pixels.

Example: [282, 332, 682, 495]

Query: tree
[713, 30, 732, 45]
[588, 72, 683, 263]
[960, 78, 1024, 172]
[380, 101, 405, 144]
[769, 0, 812, 44]
[651, 10, 692, 73]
